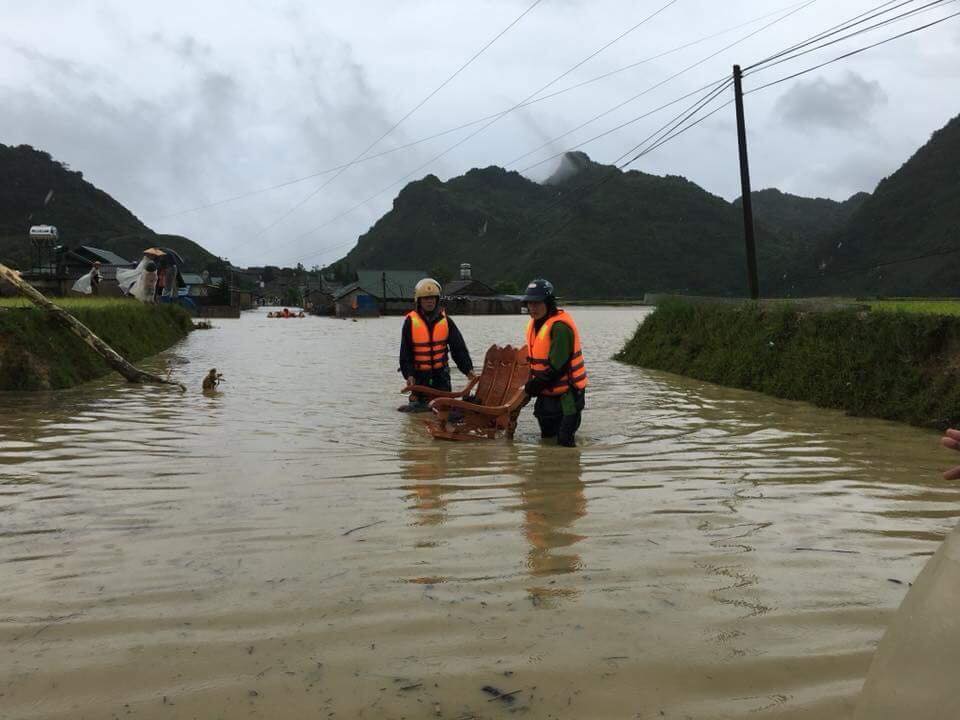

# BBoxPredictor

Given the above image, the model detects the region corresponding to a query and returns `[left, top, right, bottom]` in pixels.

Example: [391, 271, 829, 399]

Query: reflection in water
[3, 308, 960, 720]
[400, 445, 452, 527]
[518, 449, 586, 607]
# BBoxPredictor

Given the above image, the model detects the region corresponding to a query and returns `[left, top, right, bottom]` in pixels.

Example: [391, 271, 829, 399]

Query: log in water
[1, 307, 957, 719]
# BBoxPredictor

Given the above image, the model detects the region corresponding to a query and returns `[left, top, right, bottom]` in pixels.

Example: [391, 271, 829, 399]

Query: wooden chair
[403, 345, 531, 440]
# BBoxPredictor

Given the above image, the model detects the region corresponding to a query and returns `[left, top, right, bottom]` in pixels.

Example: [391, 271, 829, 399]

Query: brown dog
[202, 368, 223, 391]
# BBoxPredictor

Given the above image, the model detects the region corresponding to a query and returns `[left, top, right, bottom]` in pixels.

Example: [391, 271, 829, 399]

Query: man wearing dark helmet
[521, 278, 587, 447]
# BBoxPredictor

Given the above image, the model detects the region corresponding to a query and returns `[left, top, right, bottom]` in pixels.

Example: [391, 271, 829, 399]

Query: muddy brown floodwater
[2, 307, 958, 719]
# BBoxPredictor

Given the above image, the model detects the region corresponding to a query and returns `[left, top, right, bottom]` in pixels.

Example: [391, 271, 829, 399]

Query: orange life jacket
[408, 310, 450, 372]
[525, 309, 588, 397]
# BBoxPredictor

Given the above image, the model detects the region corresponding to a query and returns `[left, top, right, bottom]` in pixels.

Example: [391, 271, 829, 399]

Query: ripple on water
[0, 307, 956, 719]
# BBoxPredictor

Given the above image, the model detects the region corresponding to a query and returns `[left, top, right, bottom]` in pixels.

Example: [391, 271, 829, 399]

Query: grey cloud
[148, 32, 213, 61]
[0, 28, 420, 267]
[774, 71, 888, 133]
[810, 151, 896, 199]
[2, 1, 957, 268]
[9, 45, 99, 84]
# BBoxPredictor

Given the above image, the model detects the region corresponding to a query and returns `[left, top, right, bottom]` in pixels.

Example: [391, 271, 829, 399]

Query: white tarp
[71, 271, 93, 294]
[116, 257, 158, 303]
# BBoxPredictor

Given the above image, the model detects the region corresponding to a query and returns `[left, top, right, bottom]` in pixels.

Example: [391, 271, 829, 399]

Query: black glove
[524, 376, 549, 397]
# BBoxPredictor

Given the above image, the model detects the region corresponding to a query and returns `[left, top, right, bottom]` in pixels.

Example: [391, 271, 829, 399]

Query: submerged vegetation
[0, 298, 192, 390]
[616, 299, 960, 428]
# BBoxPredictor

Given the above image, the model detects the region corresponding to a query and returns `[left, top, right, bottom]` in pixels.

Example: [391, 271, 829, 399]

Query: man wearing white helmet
[398, 277, 476, 412]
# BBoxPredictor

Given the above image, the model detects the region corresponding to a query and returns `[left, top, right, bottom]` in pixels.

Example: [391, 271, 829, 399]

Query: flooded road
[2, 307, 958, 719]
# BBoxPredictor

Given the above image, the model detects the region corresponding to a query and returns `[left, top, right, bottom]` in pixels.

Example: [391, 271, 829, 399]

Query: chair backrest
[473, 345, 530, 407]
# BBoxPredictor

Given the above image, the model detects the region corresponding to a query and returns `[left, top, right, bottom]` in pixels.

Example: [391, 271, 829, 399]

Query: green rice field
[869, 299, 960, 315]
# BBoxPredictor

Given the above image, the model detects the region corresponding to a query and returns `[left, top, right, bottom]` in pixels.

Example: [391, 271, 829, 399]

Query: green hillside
[743, 188, 870, 295]
[338, 108, 959, 300]
[0, 143, 218, 270]
[743, 188, 868, 244]
[340, 151, 790, 299]
[800, 113, 960, 296]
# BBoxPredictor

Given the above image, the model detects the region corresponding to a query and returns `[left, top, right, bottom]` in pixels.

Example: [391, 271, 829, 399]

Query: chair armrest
[505, 388, 532, 412]
[401, 375, 479, 399]
[431, 388, 530, 417]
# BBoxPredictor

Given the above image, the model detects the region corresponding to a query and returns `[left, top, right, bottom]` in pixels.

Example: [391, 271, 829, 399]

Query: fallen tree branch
[0, 263, 186, 391]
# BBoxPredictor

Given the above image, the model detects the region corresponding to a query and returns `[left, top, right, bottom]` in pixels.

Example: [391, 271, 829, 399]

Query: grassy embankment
[869, 299, 960, 316]
[0, 297, 193, 390]
[616, 299, 960, 428]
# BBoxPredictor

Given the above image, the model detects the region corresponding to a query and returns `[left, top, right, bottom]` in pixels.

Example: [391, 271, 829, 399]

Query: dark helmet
[522, 278, 555, 303]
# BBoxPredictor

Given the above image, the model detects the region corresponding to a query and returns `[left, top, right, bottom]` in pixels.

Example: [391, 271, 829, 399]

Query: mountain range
[2, 110, 957, 298]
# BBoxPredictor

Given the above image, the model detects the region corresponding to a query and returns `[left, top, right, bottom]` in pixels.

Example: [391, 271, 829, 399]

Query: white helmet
[414, 278, 442, 300]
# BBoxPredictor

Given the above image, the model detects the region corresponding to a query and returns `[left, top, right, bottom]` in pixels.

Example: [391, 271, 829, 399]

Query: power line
[153, 0, 809, 222]
[783, 243, 960, 285]
[275, 0, 684, 262]
[623, 97, 734, 168]
[503, 0, 818, 170]
[746, 0, 957, 76]
[243, 0, 545, 241]
[515, 77, 729, 174]
[515, 0, 953, 177]
[618, 86, 734, 167]
[462, 81, 736, 255]
[289, 3, 959, 269]
[285, 79, 734, 266]
[284, 0, 821, 265]
[745, 9, 960, 93]
[745, 0, 906, 70]
[405, 4, 959, 261]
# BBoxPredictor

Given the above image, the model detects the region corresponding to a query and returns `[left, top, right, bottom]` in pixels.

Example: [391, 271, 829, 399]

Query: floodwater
[1, 307, 958, 720]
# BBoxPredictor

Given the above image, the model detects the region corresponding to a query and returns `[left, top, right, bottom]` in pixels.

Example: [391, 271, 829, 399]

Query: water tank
[29, 225, 59, 242]
[459, 263, 472, 280]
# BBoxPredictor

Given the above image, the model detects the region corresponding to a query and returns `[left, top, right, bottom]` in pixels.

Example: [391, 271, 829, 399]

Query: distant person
[70, 263, 99, 295]
[298, 311, 305, 318]
[398, 278, 475, 413]
[521, 278, 587, 447]
[202, 368, 223, 392]
[282, 308, 291, 318]
[90, 261, 103, 296]
[137, 261, 158, 303]
[267, 311, 275, 318]
[155, 261, 165, 298]
[162, 263, 178, 298]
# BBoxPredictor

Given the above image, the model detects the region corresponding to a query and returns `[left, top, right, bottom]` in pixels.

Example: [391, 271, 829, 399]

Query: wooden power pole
[733, 64, 760, 300]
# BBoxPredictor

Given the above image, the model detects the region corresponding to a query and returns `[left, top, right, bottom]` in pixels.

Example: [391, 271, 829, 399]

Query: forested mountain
[7, 110, 957, 299]
[794, 113, 960, 296]
[0, 144, 217, 270]
[338, 151, 789, 298]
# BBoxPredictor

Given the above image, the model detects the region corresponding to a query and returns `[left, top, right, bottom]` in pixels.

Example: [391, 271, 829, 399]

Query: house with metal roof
[441, 264, 522, 315]
[333, 269, 427, 317]
[59, 246, 134, 297]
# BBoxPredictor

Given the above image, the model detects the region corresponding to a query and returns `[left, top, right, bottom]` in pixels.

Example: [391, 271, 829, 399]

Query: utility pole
[381, 271, 387, 315]
[733, 64, 760, 300]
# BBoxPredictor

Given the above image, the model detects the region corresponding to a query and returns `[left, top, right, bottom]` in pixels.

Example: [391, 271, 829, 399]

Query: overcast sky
[1, 0, 958, 268]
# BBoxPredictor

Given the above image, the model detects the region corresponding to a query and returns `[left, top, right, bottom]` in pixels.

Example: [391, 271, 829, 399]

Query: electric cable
[244, 0, 546, 240]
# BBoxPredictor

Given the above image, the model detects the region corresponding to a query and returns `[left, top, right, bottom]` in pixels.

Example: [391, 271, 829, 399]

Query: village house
[442, 264, 523, 315]
[333, 269, 426, 317]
